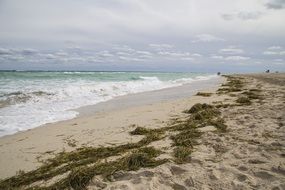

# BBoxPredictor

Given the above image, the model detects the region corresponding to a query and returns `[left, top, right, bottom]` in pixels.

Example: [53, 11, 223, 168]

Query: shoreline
[76, 76, 223, 117]
[0, 73, 284, 190]
[0, 76, 224, 179]
[0, 74, 220, 137]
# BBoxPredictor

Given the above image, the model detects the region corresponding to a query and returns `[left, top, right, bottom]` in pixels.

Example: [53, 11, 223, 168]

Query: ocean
[0, 71, 217, 136]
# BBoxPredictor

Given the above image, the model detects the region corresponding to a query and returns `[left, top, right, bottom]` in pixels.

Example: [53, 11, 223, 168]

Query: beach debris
[0, 100, 229, 190]
[196, 92, 213, 97]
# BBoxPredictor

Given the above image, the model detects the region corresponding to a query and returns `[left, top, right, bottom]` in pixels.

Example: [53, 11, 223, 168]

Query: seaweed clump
[183, 103, 226, 131]
[0, 101, 228, 190]
[236, 96, 252, 105]
[217, 76, 244, 94]
[173, 147, 192, 164]
[0, 131, 166, 190]
[170, 103, 227, 163]
[196, 92, 213, 97]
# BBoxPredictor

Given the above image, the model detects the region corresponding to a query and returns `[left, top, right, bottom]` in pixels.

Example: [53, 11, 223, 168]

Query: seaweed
[170, 128, 202, 147]
[173, 147, 192, 164]
[236, 96, 252, 105]
[217, 76, 244, 94]
[196, 92, 213, 97]
[241, 91, 262, 100]
[0, 97, 231, 189]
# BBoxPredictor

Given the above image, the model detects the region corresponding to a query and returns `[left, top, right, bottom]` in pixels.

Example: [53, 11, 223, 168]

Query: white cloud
[136, 50, 152, 55]
[192, 34, 225, 43]
[119, 56, 143, 62]
[219, 46, 244, 54]
[44, 54, 57, 59]
[55, 52, 68, 57]
[211, 55, 224, 59]
[192, 53, 202, 57]
[263, 46, 285, 55]
[268, 46, 282, 50]
[136, 50, 153, 59]
[149, 44, 173, 50]
[224, 56, 250, 61]
[158, 52, 190, 57]
[117, 52, 131, 56]
[263, 51, 278, 55]
[211, 54, 250, 61]
[98, 51, 114, 57]
[156, 51, 197, 61]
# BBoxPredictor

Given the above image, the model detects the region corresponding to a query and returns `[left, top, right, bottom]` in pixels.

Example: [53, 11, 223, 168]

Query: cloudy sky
[0, 0, 285, 72]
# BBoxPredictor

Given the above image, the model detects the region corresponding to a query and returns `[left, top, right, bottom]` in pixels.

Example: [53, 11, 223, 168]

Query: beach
[0, 73, 284, 189]
[1, 0, 284, 189]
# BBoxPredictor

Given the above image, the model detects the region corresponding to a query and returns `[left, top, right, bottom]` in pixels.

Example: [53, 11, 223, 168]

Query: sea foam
[0, 72, 217, 136]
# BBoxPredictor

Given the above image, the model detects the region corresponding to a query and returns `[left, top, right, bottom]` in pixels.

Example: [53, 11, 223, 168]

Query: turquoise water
[0, 71, 217, 136]
[0, 71, 210, 82]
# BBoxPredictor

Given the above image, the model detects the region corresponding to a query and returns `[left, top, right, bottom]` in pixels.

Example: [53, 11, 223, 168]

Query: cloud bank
[0, 0, 284, 72]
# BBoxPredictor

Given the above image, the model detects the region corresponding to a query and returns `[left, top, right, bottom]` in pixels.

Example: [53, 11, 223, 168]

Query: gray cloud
[20, 49, 39, 55]
[221, 11, 263, 21]
[0, 48, 13, 55]
[265, 0, 285, 9]
[0, 0, 284, 72]
[237, 12, 263, 20]
[0, 48, 39, 57]
[221, 14, 235, 21]
[0, 46, 202, 64]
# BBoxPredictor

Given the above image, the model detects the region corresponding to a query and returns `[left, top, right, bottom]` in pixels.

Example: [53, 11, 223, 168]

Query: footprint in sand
[254, 170, 275, 180]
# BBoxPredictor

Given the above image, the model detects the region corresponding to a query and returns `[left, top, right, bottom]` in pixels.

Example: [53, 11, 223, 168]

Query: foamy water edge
[0, 74, 218, 137]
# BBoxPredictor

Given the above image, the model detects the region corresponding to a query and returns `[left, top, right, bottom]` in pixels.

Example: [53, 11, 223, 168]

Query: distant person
[217, 72, 221, 76]
[266, 69, 270, 73]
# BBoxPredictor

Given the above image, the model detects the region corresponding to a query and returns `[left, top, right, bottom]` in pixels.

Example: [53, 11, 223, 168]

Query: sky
[0, 0, 285, 72]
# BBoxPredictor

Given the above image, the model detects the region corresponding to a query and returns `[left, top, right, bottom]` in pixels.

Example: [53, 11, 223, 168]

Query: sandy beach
[0, 77, 224, 179]
[0, 73, 284, 190]
[1, 0, 284, 189]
